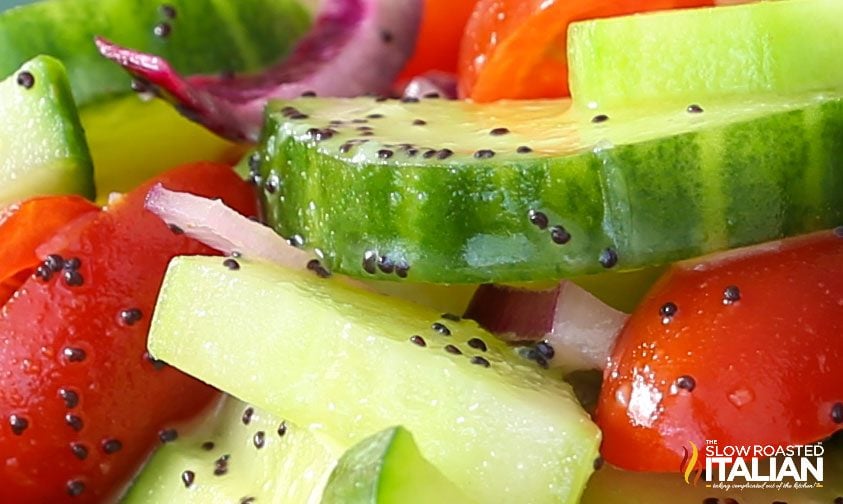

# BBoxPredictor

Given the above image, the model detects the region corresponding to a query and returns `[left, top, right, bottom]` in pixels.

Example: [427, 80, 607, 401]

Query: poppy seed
[9, 415, 28, 436]
[16, 71, 35, 89]
[66, 480, 85, 497]
[181, 470, 195, 488]
[153, 22, 171, 38]
[675, 375, 696, 392]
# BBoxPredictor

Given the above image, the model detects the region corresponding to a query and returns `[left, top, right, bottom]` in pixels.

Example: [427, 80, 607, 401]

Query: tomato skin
[596, 230, 843, 472]
[458, 0, 713, 102]
[0, 163, 256, 502]
[0, 197, 99, 304]
[397, 0, 478, 80]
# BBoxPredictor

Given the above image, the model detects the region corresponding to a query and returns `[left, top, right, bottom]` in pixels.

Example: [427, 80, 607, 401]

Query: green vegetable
[0, 56, 93, 205]
[571, 266, 665, 313]
[0, 0, 311, 197]
[253, 92, 843, 283]
[127, 403, 471, 503]
[148, 256, 601, 504]
[81, 96, 241, 201]
[0, 0, 310, 107]
[359, 280, 477, 316]
[322, 426, 473, 504]
[569, 0, 843, 109]
[124, 397, 338, 503]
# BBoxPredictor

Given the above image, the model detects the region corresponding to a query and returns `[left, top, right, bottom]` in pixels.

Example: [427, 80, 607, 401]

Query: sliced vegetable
[360, 280, 477, 316]
[145, 184, 312, 268]
[0, 56, 94, 205]
[149, 256, 601, 503]
[569, 0, 843, 109]
[0, 0, 312, 195]
[0, 196, 98, 304]
[457, 0, 712, 102]
[144, 185, 478, 314]
[0, 163, 257, 502]
[597, 229, 843, 472]
[97, 0, 423, 141]
[124, 397, 339, 503]
[397, 0, 476, 80]
[254, 92, 843, 282]
[322, 426, 473, 504]
[83, 96, 244, 200]
[0, 0, 311, 106]
[572, 267, 666, 313]
[466, 282, 628, 371]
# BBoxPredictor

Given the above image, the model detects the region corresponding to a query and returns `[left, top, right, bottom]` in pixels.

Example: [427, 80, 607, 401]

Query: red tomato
[398, 0, 478, 79]
[0, 197, 99, 304]
[597, 230, 843, 472]
[458, 0, 713, 102]
[0, 162, 257, 502]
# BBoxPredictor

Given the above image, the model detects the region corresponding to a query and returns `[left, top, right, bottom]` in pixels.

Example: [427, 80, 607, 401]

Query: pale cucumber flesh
[358, 280, 477, 316]
[0, 56, 93, 205]
[148, 256, 601, 504]
[256, 92, 843, 282]
[126, 403, 472, 504]
[571, 266, 666, 314]
[124, 397, 339, 504]
[569, 0, 843, 109]
[82, 96, 242, 201]
[321, 426, 473, 504]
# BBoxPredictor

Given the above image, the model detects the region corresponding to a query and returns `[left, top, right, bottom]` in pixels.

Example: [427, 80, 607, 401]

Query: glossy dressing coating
[0, 163, 256, 502]
[598, 229, 843, 471]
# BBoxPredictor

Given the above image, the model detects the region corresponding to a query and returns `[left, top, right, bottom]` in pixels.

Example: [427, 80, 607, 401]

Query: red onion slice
[465, 282, 629, 371]
[549, 282, 629, 370]
[96, 0, 422, 142]
[145, 184, 312, 269]
[465, 284, 562, 338]
[144, 186, 389, 293]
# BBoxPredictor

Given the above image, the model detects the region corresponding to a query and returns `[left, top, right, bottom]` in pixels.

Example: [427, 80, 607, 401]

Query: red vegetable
[0, 196, 99, 304]
[597, 230, 843, 472]
[466, 282, 627, 370]
[0, 162, 256, 502]
[96, 0, 422, 142]
[397, 0, 477, 80]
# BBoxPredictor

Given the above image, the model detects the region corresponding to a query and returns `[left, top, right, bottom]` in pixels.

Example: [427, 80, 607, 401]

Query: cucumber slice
[0, 56, 93, 205]
[148, 256, 601, 504]
[568, 0, 843, 109]
[124, 397, 339, 504]
[0, 0, 310, 107]
[254, 92, 843, 283]
[322, 426, 473, 504]
[0, 0, 310, 196]
[360, 280, 477, 316]
[571, 266, 666, 313]
[82, 96, 241, 201]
